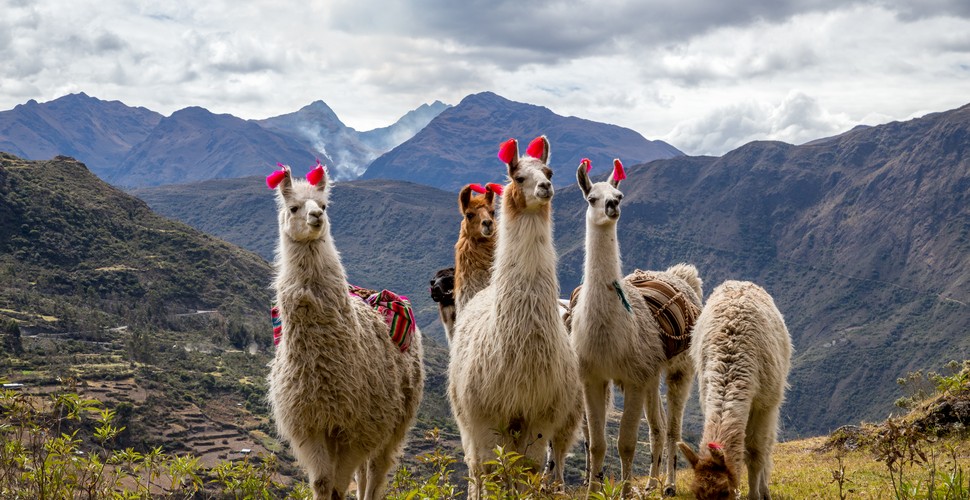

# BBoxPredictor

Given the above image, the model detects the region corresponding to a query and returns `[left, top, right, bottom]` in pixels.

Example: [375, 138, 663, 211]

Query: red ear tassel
[468, 183, 487, 194]
[306, 159, 326, 186]
[266, 167, 286, 189]
[526, 136, 545, 159]
[708, 442, 723, 451]
[613, 158, 626, 181]
[485, 183, 504, 195]
[581, 158, 592, 173]
[498, 138, 517, 164]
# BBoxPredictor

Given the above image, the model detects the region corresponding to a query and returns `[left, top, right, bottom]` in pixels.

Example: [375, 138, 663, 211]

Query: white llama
[678, 280, 792, 500]
[266, 165, 424, 500]
[571, 158, 701, 497]
[449, 136, 582, 498]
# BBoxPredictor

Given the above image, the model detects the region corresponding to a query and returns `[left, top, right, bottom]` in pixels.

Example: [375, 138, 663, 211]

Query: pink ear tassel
[468, 183, 487, 194]
[612, 158, 626, 181]
[581, 158, 592, 172]
[266, 168, 286, 189]
[485, 183, 504, 195]
[526, 136, 545, 159]
[498, 138, 517, 164]
[306, 164, 326, 186]
[708, 442, 723, 451]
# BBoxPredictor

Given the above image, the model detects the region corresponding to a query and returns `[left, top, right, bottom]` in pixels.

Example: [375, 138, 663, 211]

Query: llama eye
[289, 206, 298, 213]
[617, 194, 623, 201]
[588, 198, 597, 205]
[320, 205, 327, 212]
[515, 177, 525, 184]
[489, 211, 495, 217]
[465, 213, 474, 220]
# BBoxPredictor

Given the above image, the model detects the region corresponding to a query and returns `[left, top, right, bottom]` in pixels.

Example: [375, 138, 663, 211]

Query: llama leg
[642, 374, 667, 492]
[745, 406, 779, 500]
[291, 436, 335, 500]
[360, 419, 408, 500]
[330, 445, 368, 500]
[584, 377, 610, 494]
[662, 359, 694, 497]
[547, 400, 580, 490]
[355, 464, 369, 500]
[617, 384, 646, 497]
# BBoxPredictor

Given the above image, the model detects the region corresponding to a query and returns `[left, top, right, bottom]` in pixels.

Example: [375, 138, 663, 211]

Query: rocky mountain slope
[0, 93, 162, 179]
[360, 91, 683, 191]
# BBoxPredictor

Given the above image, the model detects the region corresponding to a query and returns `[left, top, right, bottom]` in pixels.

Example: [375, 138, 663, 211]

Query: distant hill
[0, 93, 162, 178]
[358, 101, 451, 153]
[108, 107, 324, 188]
[0, 94, 448, 188]
[0, 153, 273, 336]
[133, 177, 459, 337]
[133, 102, 970, 437]
[257, 100, 450, 181]
[360, 91, 683, 191]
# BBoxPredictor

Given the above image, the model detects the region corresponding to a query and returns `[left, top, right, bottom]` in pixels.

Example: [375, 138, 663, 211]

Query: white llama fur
[448, 137, 582, 498]
[678, 280, 792, 500]
[571, 160, 701, 497]
[266, 167, 424, 500]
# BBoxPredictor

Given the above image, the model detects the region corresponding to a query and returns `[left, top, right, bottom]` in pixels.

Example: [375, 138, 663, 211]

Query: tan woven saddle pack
[565, 273, 700, 360]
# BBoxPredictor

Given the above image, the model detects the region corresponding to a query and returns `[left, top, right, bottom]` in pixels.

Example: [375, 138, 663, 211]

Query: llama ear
[678, 442, 700, 468]
[269, 163, 293, 195]
[306, 161, 327, 190]
[610, 158, 625, 188]
[526, 135, 550, 164]
[708, 442, 727, 466]
[459, 185, 474, 213]
[577, 159, 593, 197]
[498, 138, 519, 174]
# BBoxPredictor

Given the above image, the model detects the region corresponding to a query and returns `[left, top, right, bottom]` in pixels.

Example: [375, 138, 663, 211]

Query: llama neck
[454, 236, 494, 306]
[493, 208, 560, 329]
[701, 398, 750, 480]
[583, 221, 623, 287]
[275, 232, 353, 319]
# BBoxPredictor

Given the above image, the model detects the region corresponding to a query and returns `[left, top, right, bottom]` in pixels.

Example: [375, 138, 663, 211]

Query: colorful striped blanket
[271, 285, 416, 353]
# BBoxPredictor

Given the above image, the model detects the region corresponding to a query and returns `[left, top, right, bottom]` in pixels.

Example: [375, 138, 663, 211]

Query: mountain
[132, 102, 970, 438]
[110, 107, 324, 187]
[257, 100, 450, 181]
[360, 91, 683, 191]
[358, 100, 451, 153]
[132, 177, 459, 337]
[255, 101, 373, 181]
[0, 153, 272, 336]
[0, 93, 162, 178]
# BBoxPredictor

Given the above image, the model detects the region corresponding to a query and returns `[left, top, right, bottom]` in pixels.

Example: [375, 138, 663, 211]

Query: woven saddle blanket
[564, 272, 700, 360]
[271, 284, 416, 353]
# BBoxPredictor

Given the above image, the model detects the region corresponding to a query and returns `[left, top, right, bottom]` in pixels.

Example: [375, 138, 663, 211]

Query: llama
[430, 267, 456, 339]
[265, 164, 424, 500]
[570, 158, 701, 497]
[678, 280, 792, 500]
[449, 136, 582, 498]
[434, 183, 500, 342]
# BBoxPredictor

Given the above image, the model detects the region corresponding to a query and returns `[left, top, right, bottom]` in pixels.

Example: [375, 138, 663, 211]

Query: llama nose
[482, 220, 493, 229]
[606, 200, 620, 218]
[308, 208, 323, 219]
[536, 181, 553, 198]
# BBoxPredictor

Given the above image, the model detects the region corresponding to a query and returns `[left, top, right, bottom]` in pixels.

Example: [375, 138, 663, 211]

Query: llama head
[458, 184, 497, 240]
[498, 136, 554, 216]
[269, 164, 331, 242]
[678, 442, 740, 500]
[577, 158, 624, 226]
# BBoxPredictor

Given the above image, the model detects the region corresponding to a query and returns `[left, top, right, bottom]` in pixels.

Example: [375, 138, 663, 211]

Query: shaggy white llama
[678, 280, 792, 500]
[449, 136, 582, 498]
[571, 159, 701, 497]
[266, 165, 424, 500]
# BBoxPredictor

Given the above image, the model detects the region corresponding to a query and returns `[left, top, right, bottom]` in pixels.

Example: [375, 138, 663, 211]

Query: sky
[1, 0, 968, 156]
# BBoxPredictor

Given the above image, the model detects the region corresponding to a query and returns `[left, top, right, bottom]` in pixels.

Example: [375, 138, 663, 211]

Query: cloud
[663, 91, 854, 155]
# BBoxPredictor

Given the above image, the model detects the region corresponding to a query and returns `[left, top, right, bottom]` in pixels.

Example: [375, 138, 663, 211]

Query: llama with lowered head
[449, 136, 581, 498]
[266, 165, 424, 500]
[678, 280, 792, 500]
[571, 158, 701, 497]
